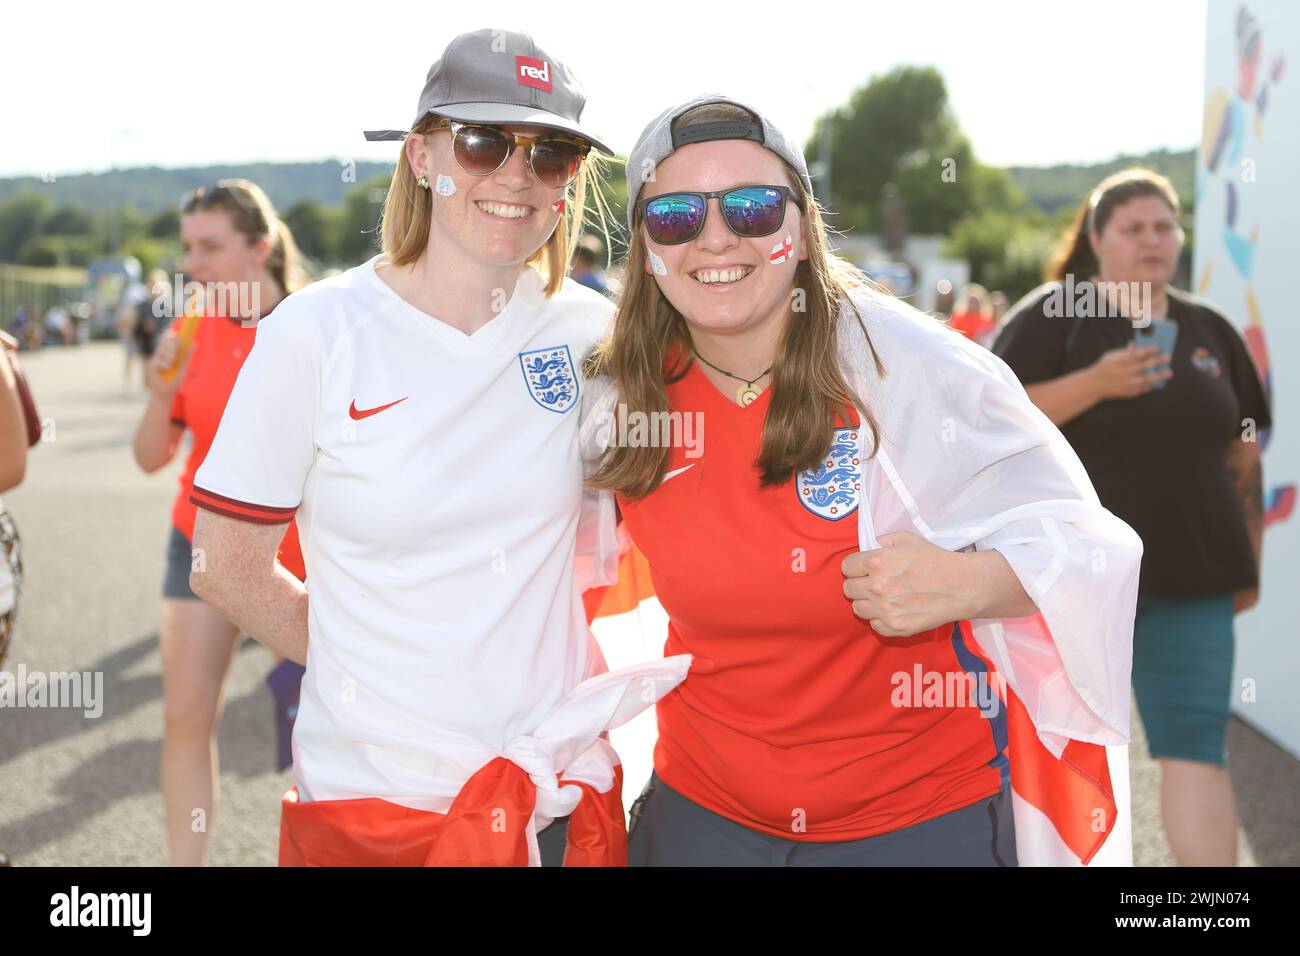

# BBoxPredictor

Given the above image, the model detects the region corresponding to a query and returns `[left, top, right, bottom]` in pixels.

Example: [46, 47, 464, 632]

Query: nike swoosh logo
[349, 397, 408, 420]
[662, 464, 696, 483]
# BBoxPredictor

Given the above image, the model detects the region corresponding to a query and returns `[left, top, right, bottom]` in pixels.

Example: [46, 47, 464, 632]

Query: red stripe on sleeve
[191, 485, 298, 525]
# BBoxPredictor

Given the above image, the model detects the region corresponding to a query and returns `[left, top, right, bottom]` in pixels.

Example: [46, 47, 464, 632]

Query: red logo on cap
[515, 56, 552, 94]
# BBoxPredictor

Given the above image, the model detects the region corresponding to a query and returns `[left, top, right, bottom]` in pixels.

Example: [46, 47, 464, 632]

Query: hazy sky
[1, 0, 1208, 179]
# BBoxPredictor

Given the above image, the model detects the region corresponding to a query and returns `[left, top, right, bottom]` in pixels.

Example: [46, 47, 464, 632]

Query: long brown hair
[378, 113, 612, 297]
[1046, 167, 1182, 282]
[585, 108, 884, 498]
[182, 178, 306, 294]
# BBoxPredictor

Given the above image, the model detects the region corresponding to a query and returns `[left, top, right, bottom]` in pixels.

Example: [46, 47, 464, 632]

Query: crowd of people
[6, 303, 90, 351]
[0, 26, 1274, 869]
[940, 281, 1008, 347]
[7, 278, 170, 393]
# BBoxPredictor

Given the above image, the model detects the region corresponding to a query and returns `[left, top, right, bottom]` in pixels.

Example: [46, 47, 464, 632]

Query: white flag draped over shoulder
[840, 288, 1141, 865]
[577, 286, 1142, 866]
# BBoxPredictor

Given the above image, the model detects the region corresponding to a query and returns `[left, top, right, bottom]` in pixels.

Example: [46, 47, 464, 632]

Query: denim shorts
[162, 525, 199, 600]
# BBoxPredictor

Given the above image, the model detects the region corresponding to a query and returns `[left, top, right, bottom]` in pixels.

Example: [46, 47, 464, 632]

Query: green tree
[944, 211, 1055, 302]
[44, 203, 95, 236]
[18, 235, 96, 267]
[336, 178, 388, 266]
[119, 236, 170, 275]
[807, 66, 1024, 235]
[283, 199, 337, 262]
[0, 192, 54, 262]
[17, 236, 60, 267]
[148, 207, 179, 239]
[94, 204, 147, 255]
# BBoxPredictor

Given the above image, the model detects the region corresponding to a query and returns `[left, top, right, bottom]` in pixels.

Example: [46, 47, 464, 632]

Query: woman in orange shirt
[132, 179, 307, 865]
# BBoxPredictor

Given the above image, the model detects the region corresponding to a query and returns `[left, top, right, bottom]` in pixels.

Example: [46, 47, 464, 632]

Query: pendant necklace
[693, 351, 773, 406]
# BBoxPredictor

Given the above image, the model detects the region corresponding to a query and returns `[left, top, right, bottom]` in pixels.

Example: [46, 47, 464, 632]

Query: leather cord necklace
[693, 351, 773, 406]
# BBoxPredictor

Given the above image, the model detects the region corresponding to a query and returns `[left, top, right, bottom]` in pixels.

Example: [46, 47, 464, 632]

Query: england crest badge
[519, 345, 579, 413]
[796, 427, 861, 520]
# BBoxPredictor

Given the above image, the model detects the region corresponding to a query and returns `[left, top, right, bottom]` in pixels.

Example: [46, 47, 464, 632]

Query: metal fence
[0, 263, 89, 338]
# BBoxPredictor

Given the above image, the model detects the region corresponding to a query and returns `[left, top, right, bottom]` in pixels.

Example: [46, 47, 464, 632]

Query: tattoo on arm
[1227, 447, 1264, 546]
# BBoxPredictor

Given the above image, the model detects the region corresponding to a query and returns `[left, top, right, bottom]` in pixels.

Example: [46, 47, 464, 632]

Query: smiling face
[641, 139, 808, 339]
[1090, 195, 1183, 288]
[180, 209, 268, 286]
[406, 123, 570, 270]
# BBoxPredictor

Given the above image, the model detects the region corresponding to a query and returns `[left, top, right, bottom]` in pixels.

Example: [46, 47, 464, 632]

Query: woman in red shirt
[585, 98, 1141, 865]
[947, 282, 996, 347]
[131, 179, 306, 865]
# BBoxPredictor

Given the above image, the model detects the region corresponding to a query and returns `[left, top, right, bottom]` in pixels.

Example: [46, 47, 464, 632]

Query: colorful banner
[1197, 0, 1299, 756]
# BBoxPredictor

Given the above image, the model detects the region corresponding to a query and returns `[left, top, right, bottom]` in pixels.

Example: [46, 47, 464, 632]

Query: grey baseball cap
[625, 95, 814, 230]
[363, 28, 613, 155]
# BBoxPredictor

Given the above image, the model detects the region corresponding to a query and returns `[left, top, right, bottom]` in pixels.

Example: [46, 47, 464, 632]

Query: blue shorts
[1131, 593, 1235, 766]
[162, 525, 198, 600]
[627, 772, 1017, 866]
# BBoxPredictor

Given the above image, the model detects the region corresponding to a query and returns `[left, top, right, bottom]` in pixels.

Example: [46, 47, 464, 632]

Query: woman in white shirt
[188, 28, 687, 867]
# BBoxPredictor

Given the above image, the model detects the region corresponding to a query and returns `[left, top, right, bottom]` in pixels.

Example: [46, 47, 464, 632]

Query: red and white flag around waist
[279, 653, 691, 867]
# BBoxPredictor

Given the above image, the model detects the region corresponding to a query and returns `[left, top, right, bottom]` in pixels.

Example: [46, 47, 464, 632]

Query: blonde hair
[378, 113, 612, 297]
[585, 103, 884, 498]
[182, 178, 306, 294]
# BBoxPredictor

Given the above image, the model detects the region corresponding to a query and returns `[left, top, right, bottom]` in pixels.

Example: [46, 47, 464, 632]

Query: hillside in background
[0, 147, 1196, 220]
[1006, 147, 1197, 215]
[0, 160, 395, 214]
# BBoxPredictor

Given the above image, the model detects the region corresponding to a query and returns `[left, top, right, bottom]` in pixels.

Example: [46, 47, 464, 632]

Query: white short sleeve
[191, 302, 322, 524]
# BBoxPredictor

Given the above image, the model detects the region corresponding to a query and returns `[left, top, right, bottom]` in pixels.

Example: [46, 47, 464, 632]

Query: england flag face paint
[769, 234, 794, 266]
[435, 174, 456, 197]
[649, 251, 668, 276]
[551, 199, 566, 214]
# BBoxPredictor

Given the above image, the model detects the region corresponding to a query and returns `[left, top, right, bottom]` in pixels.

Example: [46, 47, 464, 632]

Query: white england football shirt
[192, 255, 614, 809]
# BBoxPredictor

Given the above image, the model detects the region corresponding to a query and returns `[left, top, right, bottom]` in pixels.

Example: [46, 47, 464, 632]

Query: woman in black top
[993, 168, 1269, 867]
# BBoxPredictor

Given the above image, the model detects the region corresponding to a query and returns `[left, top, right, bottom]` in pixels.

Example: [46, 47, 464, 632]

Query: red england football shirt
[616, 360, 1007, 841]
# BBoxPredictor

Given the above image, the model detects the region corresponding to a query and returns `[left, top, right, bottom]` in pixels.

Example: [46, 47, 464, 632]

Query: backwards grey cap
[363, 28, 612, 155]
[624, 95, 814, 230]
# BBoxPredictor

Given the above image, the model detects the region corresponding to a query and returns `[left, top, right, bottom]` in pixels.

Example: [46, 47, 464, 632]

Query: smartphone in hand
[1136, 320, 1178, 389]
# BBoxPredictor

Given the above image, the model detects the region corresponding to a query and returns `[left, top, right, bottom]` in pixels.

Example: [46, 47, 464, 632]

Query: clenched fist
[841, 531, 1036, 637]
[841, 531, 972, 637]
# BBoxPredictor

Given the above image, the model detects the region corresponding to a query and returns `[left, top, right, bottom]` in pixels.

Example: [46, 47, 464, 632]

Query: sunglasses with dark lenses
[432, 120, 590, 190]
[638, 185, 802, 245]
